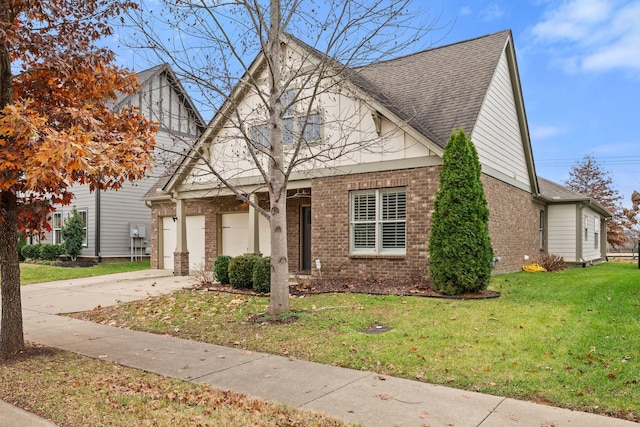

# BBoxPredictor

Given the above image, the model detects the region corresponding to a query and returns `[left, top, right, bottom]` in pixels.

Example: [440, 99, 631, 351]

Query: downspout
[95, 190, 101, 262]
[576, 203, 585, 267]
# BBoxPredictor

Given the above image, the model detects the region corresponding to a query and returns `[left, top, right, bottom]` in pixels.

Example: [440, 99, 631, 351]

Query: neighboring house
[44, 64, 205, 261]
[537, 177, 610, 265]
[144, 30, 610, 279]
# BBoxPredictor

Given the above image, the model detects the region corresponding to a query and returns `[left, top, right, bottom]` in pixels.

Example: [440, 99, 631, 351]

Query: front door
[301, 206, 311, 272]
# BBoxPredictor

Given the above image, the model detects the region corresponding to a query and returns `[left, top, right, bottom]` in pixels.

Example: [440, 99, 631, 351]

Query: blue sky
[111, 0, 640, 207]
[433, 0, 640, 207]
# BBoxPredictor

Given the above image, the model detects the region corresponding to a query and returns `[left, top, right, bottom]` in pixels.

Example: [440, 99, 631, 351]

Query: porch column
[246, 193, 261, 256]
[173, 197, 189, 276]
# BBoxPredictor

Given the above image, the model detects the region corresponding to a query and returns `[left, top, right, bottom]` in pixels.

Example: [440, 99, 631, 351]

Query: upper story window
[350, 188, 406, 255]
[249, 89, 322, 148]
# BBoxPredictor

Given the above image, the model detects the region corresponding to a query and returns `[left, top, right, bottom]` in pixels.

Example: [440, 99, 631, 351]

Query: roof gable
[355, 31, 510, 148]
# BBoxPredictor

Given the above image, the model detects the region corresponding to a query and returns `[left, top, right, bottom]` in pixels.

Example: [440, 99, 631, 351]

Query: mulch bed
[190, 277, 500, 300]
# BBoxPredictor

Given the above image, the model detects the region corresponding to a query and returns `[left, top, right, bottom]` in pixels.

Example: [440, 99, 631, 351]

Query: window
[249, 89, 322, 148]
[53, 212, 62, 245]
[539, 210, 545, 250]
[350, 188, 406, 254]
[594, 217, 599, 250]
[249, 123, 269, 148]
[584, 215, 588, 241]
[78, 209, 88, 247]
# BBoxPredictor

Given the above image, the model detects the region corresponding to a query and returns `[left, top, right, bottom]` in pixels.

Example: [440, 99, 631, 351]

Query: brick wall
[482, 174, 545, 273]
[311, 167, 440, 282]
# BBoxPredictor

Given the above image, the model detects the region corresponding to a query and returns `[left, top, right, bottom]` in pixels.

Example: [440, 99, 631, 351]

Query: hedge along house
[145, 30, 609, 279]
[42, 64, 206, 261]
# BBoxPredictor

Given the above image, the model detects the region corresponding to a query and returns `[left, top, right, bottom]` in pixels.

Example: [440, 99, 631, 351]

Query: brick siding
[150, 170, 542, 279]
[482, 174, 545, 273]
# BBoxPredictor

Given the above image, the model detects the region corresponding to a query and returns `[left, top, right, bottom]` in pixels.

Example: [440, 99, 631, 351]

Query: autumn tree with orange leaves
[0, 0, 156, 357]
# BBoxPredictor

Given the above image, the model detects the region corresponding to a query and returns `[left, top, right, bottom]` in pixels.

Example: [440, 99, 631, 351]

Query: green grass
[20, 261, 150, 284]
[72, 262, 640, 421]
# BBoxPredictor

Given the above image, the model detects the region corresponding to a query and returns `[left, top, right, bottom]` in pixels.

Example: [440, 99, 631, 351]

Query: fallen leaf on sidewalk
[374, 393, 393, 400]
[98, 354, 108, 358]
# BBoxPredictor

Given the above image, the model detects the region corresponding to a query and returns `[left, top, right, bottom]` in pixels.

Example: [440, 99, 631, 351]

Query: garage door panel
[161, 217, 176, 270]
[222, 213, 271, 257]
[186, 215, 205, 271]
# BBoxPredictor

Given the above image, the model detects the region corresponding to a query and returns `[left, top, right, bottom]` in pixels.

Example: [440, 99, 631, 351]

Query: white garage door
[221, 213, 270, 257]
[161, 215, 206, 272]
[186, 215, 205, 271]
[161, 216, 176, 270]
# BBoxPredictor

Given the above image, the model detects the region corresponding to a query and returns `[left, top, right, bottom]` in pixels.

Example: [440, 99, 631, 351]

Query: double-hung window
[78, 209, 88, 247]
[53, 212, 63, 245]
[249, 89, 323, 148]
[350, 188, 406, 254]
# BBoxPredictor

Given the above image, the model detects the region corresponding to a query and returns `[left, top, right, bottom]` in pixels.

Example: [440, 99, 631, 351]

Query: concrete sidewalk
[3, 270, 638, 426]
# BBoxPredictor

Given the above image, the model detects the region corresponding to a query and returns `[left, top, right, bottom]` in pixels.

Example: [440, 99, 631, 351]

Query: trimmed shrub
[213, 255, 232, 284]
[39, 244, 64, 261]
[429, 129, 493, 295]
[61, 207, 85, 261]
[21, 243, 41, 260]
[252, 257, 271, 293]
[228, 255, 258, 289]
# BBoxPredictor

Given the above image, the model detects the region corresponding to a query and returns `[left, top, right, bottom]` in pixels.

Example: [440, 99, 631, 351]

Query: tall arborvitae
[429, 130, 493, 295]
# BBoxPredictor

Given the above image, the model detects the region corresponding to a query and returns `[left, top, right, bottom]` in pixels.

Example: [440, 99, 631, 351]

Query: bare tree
[128, 0, 440, 314]
[564, 154, 626, 248]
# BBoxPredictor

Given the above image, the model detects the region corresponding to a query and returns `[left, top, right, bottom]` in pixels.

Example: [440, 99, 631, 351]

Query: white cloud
[530, 125, 564, 140]
[460, 6, 472, 16]
[480, 3, 505, 21]
[530, 0, 640, 73]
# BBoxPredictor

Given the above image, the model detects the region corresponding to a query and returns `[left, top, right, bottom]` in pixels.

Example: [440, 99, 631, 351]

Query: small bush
[252, 257, 271, 293]
[62, 208, 85, 261]
[228, 255, 257, 289]
[39, 244, 64, 261]
[21, 243, 41, 260]
[213, 255, 232, 285]
[536, 253, 566, 272]
[18, 235, 27, 262]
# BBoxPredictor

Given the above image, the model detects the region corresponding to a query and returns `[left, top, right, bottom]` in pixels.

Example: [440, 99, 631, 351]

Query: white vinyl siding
[547, 205, 577, 262]
[350, 188, 406, 254]
[472, 50, 530, 189]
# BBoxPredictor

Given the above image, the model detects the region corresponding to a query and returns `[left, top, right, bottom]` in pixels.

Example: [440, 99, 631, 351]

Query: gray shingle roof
[537, 177, 612, 217]
[355, 30, 510, 148]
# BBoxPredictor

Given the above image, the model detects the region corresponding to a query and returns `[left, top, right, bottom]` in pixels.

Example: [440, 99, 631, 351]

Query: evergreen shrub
[429, 129, 493, 295]
[21, 243, 41, 260]
[252, 257, 271, 293]
[39, 244, 64, 261]
[61, 207, 85, 261]
[228, 255, 257, 289]
[213, 255, 232, 284]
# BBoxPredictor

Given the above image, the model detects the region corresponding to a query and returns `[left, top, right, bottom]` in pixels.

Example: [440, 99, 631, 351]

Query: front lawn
[71, 262, 640, 421]
[19, 261, 150, 284]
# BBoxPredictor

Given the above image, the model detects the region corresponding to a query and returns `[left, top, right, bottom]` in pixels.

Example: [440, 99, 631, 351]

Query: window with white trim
[249, 89, 322, 148]
[77, 209, 88, 247]
[53, 212, 63, 245]
[539, 210, 545, 250]
[350, 188, 406, 254]
[594, 217, 599, 250]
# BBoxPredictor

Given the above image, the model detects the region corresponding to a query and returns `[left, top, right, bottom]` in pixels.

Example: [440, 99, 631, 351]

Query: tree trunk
[0, 191, 25, 357]
[267, 0, 290, 315]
